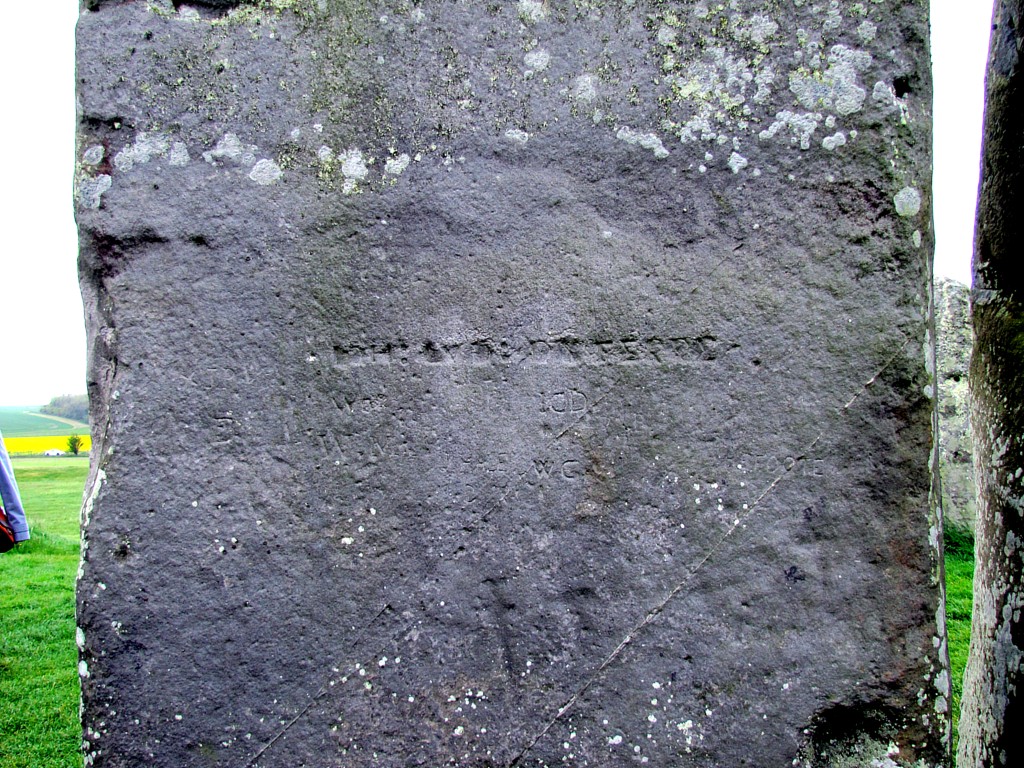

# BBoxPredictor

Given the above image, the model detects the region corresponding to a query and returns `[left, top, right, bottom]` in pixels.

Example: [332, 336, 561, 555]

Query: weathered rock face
[958, 1, 1024, 765]
[76, 2, 946, 766]
[936, 278, 975, 532]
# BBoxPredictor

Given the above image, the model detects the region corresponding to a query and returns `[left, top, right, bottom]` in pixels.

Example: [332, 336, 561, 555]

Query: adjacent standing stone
[958, 1, 1024, 765]
[76, 2, 947, 766]
[936, 278, 976, 532]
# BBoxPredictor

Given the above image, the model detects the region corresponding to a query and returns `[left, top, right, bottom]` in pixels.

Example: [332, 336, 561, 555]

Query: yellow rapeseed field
[2, 435, 92, 455]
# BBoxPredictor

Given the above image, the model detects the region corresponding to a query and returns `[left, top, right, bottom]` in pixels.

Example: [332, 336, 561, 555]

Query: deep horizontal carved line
[328, 335, 738, 368]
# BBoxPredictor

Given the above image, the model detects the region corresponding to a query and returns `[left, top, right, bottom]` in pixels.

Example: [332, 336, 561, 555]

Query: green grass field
[944, 524, 976, 761]
[0, 407, 88, 438]
[0, 457, 87, 768]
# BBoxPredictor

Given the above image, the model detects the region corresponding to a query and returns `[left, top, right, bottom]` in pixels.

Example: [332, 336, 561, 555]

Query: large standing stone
[958, 1, 1024, 765]
[936, 278, 976, 532]
[76, 2, 947, 766]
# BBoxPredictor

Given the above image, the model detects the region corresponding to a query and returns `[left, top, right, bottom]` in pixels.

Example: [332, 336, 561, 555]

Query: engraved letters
[543, 389, 588, 414]
[328, 335, 738, 369]
[530, 457, 585, 481]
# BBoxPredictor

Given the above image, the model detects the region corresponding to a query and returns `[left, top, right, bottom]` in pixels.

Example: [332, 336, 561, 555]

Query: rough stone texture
[958, 1, 1024, 765]
[76, 2, 947, 766]
[936, 278, 975, 532]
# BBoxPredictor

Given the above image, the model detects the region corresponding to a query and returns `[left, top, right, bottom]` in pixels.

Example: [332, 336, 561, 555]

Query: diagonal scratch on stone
[506, 339, 913, 767]
[245, 373, 620, 765]
[690, 243, 743, 293]
[244, 602, 397, 767]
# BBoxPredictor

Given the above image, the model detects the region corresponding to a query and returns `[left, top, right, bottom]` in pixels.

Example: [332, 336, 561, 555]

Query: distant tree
[41, 394, 89, 423]
[66, 434, 83, 456]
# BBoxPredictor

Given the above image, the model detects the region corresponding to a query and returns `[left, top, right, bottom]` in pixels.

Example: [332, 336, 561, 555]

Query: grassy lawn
[944, 524, 976, 762]
[0, 457, 87, 768]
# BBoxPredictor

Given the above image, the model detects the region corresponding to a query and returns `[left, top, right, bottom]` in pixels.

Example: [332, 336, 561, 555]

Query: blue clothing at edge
[0, 428, 29, 542]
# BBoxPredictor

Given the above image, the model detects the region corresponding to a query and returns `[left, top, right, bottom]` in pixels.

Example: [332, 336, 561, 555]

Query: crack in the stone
[505, 339, 912, 767]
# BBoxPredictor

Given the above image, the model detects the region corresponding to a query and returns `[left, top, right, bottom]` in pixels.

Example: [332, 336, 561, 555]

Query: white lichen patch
[661, 41, 777, 149]
[78, 174, 113, 210]
[822, 1, 842, 32]
[822, 131, 847, 151]
[249, 159, 283, 185]
[913, 230, 922, 248]
[83, 145, 105, 165]
[168, 142, 190, 167]
[737, 14, 779, 46]
[933, 667, 950, 713]
[727, 151, 748, 173]
[894, 187, 922, 218]
[384, 153, 411, 176]
[518, 0, 548, 24]
[317, 145, 335, 163]
[657, 25, 678, 47]
[504, 128, 531, 145]
[616, 127, 669, 158]
[873, 80, 896, 105]
[670, 47, 758, 113]
[752, 67, 777, 104]
[339, 148, 369, 194]
[872, 80, 911, 125]
[676, 717, 705, 752]
[114, 131, 170, 172]
[789, 45, 872, 116]
[203, 133, 244, 164]
[759, 110, 821, 150]
[341, 149, 368, 179]
[571, 73, 598, 103]
[875, 83, 907, 123]
[857, 19, 877, 43]
[524, 48, 551, 76]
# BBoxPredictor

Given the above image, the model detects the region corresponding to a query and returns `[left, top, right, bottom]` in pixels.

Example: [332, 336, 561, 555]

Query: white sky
[0, 1, 994, 406]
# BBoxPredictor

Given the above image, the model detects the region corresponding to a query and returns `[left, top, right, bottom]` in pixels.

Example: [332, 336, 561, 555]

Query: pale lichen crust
[77, 0, 928, 249]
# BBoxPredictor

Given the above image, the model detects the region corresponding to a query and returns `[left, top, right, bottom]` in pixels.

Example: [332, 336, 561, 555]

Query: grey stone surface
[936, 278, 975, 532]
[958, 1, 1024, 765]
[76, 2, 947, 766]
